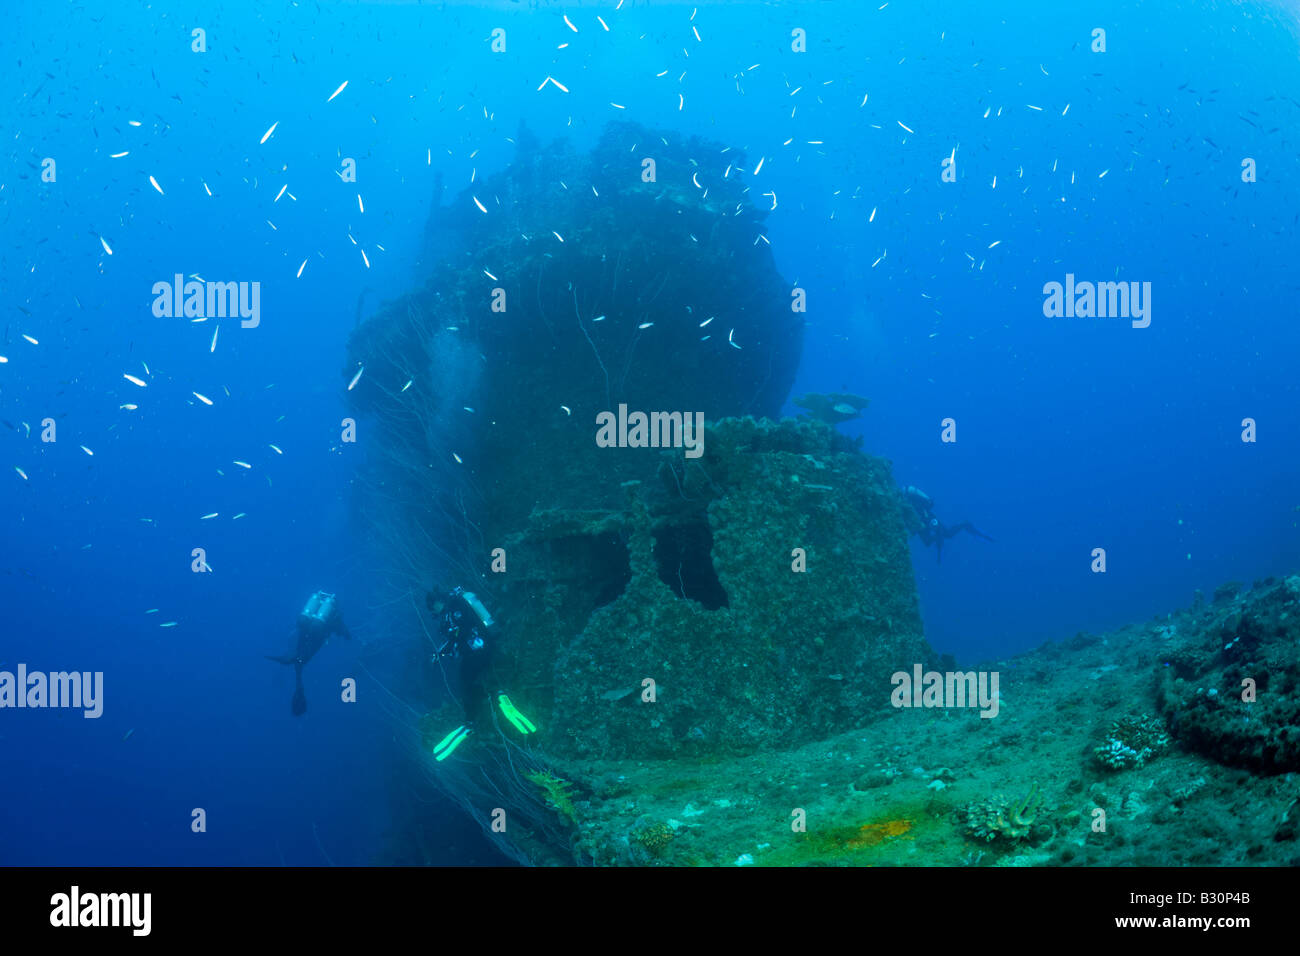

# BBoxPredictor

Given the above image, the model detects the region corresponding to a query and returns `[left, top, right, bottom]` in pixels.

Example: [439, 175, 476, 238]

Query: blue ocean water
[3, 0, 1299, 865]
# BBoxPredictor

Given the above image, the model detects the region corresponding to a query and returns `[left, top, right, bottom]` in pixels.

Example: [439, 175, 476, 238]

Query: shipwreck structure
[347, 122, 930, 865]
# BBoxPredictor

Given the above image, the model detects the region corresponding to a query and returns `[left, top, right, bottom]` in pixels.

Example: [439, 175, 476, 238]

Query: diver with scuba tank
[902, 485, 994, 563]
[426, 585, 536, 761]
[267, 590, 352, 716]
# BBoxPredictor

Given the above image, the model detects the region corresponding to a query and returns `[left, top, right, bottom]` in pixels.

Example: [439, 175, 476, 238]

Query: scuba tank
[459, 590, 494, 630]
[301, 592, 322, 621]
[300, 591, 335, 624]
[317, 592, 337, 621]
[431, 588, 494, 663]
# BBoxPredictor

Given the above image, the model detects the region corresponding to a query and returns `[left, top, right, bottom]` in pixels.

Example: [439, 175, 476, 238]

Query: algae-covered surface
[495, 416, 927, 762]
[527, 582, 1300, 866]
[397, 567, 1300, 867]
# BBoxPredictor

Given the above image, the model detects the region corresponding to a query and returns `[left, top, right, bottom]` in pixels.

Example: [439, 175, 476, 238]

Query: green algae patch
[524, 769, 578, 824]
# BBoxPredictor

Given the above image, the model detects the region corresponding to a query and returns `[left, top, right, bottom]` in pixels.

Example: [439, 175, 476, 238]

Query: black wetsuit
[428, 588, 494, 723]
[904, 486, 993, 563]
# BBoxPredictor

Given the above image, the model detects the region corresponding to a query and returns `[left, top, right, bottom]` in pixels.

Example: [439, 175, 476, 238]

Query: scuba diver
[902, 485, 994, 563]
[425, 585, 536, 762]
[267, 590, 351, 716]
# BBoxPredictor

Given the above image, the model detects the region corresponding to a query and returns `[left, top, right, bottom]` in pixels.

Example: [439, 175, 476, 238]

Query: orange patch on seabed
[845, 818, 913, 849]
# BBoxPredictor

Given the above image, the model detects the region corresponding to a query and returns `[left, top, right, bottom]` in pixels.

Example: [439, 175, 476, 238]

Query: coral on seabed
[956, 782, 1045, 844]
[1093, 714, 1170, 770]
[1158, 575, 1300, 772]
[632, 822, 674, 857]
